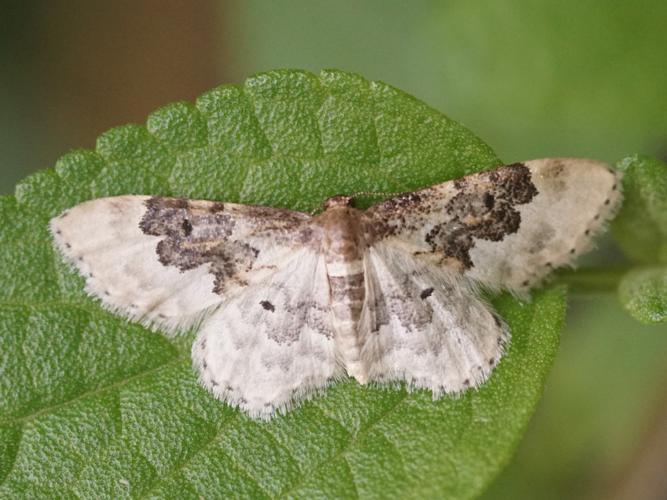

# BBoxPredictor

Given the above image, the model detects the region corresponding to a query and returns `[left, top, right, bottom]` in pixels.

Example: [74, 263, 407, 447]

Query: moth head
[323, 195, 356, 210]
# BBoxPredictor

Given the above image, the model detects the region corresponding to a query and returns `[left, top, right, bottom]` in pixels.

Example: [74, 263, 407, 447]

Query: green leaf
[0, 69, 565, 499]
[611, 155, 667, 324]
[618, 267, 667, 324]
[612, 155, 667, 264]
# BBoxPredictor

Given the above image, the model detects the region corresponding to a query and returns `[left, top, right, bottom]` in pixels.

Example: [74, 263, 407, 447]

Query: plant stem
[554, 266, 630, 295]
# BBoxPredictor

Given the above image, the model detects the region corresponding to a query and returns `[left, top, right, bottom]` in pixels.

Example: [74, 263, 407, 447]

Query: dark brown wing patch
[139, 197, 313, 295]
[425, 164, 538, 268]
[366, 163, 538, 269]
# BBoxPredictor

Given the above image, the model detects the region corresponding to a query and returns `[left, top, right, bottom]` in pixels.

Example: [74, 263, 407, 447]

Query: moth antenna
[351, 190, 395, 199]
[313, 191, 396, 214]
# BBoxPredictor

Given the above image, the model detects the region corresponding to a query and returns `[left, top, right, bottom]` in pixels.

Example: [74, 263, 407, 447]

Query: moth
[50, 158, 621, 418]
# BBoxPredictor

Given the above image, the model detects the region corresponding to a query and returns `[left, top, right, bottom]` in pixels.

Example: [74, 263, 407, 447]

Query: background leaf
[612, 155, 667, 265]
[611, 155, 667, 324]
[0, 69, 565, 499]
[618, 268, 667, 324]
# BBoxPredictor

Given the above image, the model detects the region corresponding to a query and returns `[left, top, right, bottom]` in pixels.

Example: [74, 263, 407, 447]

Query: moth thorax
[317, 203, 365, 264]
[323, 195, 355, 209]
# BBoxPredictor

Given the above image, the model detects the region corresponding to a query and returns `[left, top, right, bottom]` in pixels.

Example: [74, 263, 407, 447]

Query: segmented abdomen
[327, 259, 368, 383]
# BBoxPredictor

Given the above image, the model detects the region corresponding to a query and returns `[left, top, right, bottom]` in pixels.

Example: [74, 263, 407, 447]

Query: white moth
[50, 158, 621, 419]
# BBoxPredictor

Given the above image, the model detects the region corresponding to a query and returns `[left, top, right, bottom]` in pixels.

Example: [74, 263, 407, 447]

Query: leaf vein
[240, 86, 274, 157]
[0, 357, 187, 427]
[0, 425, 23, 488]
[279, 392, 410, 498]
[139, 414, 272, 500]
[341, 453, 360, 500]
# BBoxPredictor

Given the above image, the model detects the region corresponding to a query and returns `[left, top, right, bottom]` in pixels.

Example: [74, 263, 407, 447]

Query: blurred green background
[2, 1, 666, 498]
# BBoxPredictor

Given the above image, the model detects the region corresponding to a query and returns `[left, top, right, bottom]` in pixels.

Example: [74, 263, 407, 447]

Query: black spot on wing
[182, 218, 193, 236]
[260, 300, 275, 312]
[420, 287, 434, 299]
